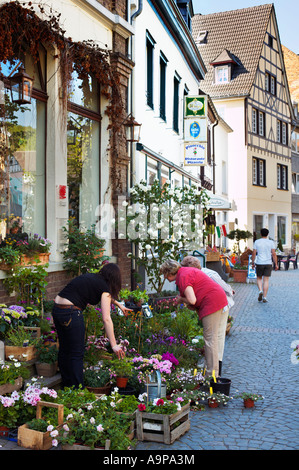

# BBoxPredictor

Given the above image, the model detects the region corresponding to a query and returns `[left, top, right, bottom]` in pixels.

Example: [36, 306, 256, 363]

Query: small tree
[227, 229, 253, 254]
[122, 180, 210, 293]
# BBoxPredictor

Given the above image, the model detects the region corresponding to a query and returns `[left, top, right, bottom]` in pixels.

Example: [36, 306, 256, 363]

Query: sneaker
[258, 291, 263, 302]
[262, 297, 268, 303]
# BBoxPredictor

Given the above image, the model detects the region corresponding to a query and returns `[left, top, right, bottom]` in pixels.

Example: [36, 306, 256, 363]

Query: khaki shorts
[256, 264, 272, 277]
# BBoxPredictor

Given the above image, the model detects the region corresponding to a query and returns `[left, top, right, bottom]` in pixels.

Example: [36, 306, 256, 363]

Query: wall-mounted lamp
[124, 113, 142, 143]
[9, 66, 33, 105]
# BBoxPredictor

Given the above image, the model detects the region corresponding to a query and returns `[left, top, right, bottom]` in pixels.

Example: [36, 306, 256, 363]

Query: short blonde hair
[181, 256, 201, 269]
[160, 259, 181, 277]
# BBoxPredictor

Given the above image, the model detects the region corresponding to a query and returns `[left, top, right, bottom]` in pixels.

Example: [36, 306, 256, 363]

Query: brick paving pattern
[1, 269, 298, 450]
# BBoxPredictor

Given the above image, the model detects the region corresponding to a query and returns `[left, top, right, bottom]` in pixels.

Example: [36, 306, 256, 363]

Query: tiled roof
[191, 4, 273, 98]
[282, 45, 299, 104]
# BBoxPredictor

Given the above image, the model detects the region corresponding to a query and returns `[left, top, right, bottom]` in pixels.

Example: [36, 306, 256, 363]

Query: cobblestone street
[136, 268, 299, 451]
[1, 268, 298, 451]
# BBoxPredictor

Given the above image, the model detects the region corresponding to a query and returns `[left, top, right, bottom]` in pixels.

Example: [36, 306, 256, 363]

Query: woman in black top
[52, 263, 128, 389]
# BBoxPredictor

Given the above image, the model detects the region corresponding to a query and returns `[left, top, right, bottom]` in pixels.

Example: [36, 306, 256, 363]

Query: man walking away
[251, 228, 278, 303]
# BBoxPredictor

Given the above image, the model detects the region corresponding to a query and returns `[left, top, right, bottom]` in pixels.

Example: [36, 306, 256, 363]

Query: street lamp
[10, 66, 33, 105]
[124, 113, 142, 143]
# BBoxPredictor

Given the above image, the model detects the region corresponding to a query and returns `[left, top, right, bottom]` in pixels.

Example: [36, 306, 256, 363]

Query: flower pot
[210, 377, 231, 396]
[86, 384, 111, 395]
[233, 269, 247, 283]
[35, 361, 58, 377]
[20, 253, 50, 266]
[0, 426, 10, 437]
[243, 398, 255, 408]
[116, 377, 128, 388]
[208, 399, 219, 408]
[0, 377, 23, 395]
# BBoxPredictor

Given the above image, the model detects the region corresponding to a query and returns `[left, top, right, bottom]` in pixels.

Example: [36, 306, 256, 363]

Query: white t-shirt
[253, 238, 275, 265]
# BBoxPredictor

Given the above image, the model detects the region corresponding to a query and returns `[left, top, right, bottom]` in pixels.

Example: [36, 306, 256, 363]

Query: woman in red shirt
[160, 260, 227, 377]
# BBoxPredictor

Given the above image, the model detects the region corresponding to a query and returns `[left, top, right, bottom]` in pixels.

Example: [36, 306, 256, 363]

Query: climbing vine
[0, 1, 126, 189]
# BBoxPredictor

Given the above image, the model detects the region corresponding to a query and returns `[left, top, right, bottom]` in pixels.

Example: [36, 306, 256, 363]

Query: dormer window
[196, 30, 208, 45]
[210, 49, 238, 85]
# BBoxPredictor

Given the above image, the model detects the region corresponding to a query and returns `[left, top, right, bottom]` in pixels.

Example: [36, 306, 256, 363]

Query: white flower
[66, 414, 73, 420]
[90, 417, 95, 424]
[47, 425, 54, 432]
[63, 424, 69, 432]
[50, 430, 58, 437]
[96, 424, 104, 432]
[145, 244, 151, 250]
[122, 200, 128, 207]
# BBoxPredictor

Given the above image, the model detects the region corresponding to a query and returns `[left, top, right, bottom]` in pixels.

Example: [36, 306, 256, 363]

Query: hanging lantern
[124, 114, 142, 143]
[10, 66, 33, 104]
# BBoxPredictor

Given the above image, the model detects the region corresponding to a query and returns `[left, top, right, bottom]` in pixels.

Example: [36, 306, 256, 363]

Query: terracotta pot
[243, 398, 255, 408]
[116, 377, 128, 388]
[233, 269, 247, 283]
[208, 399, 219, 408]
[0, 426, 10, 437]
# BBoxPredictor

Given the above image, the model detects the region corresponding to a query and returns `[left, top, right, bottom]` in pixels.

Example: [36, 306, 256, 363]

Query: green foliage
[2, 264, 48, 306]
[0, 359, 30, 385]
[109, 358, 133, 378]
[35, 340, 58, 364]
[0, 246, 21, 266]
[5, 326, 39, 347]
[61, 218, 109, 276]
[83, 366, 112, 387]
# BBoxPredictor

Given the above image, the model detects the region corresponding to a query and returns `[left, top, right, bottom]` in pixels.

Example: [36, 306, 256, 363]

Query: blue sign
[189, 121, 200, 138]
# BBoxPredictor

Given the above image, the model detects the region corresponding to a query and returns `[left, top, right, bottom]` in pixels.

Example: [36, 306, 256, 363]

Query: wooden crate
[206, 252, 220, 262]
[136, 404, 190, 445]
[18, 400, 64, 450]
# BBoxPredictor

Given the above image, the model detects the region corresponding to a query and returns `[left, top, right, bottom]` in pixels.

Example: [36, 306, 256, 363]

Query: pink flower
[96, 424, 104, 432]
[138, 403, 146, 411]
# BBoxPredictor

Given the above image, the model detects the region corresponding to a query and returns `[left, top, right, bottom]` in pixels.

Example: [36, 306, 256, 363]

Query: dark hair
[261, 228, 269, 237]
[98, 263, 121, 299]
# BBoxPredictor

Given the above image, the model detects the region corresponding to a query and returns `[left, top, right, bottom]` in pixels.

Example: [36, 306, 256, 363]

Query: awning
[207, 192, 232, 210]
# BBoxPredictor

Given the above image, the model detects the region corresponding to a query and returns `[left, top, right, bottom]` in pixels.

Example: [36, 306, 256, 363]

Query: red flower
[156, 399, 164, 406]
[138, 404, 146, 411]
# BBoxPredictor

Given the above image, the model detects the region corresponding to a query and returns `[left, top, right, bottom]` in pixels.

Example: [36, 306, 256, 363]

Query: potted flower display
[232, 261, 248, 283]
[83, 364, 112, 395]
[234, 392, 264, 408]
[4, 327, 39, 362]
[0, 358, 30, 395]
[35, 339, 58, 377]
[207, 392, 232, 408]
[110, 358, 133, 389]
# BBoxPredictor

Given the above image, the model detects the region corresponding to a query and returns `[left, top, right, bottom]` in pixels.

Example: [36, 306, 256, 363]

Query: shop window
[67, 71, 100, 228]
[0, 57, 46, 237]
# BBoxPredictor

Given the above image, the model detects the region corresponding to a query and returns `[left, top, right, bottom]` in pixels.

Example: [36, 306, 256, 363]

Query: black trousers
[52, 304, 85, 389]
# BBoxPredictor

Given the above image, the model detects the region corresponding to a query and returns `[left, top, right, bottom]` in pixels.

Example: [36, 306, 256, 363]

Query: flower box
[136, 403, 190, 445]
[35, 361, 58, 377]
[18, 400, 64, 450]
[206, 252, 220, 262]
[20, 253, 50, 266]
[0, 376, 23, 395]
[232, 269, 247, 283]
[5, 345, 37, 362]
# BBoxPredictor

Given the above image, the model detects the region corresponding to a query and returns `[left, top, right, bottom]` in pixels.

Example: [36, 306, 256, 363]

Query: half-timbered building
[192, 4, 293, 249]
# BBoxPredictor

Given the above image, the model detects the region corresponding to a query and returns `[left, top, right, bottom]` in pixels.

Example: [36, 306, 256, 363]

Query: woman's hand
[112, 344, 125, 359]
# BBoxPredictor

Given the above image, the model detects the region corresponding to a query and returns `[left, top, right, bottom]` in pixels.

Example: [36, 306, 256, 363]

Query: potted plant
[234, 392, 264, 408]
[83, 365, 112, 395]
[110, 358, 133, 388]
[61, 218, 109, 276]
[35, 339, 58, 377]
[4, 327, 39, 362]
[232, 261, 248, 283]
[0, 246, 21, 270]
[0, 358, 30, 395]
[207, 392, 232, 408]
